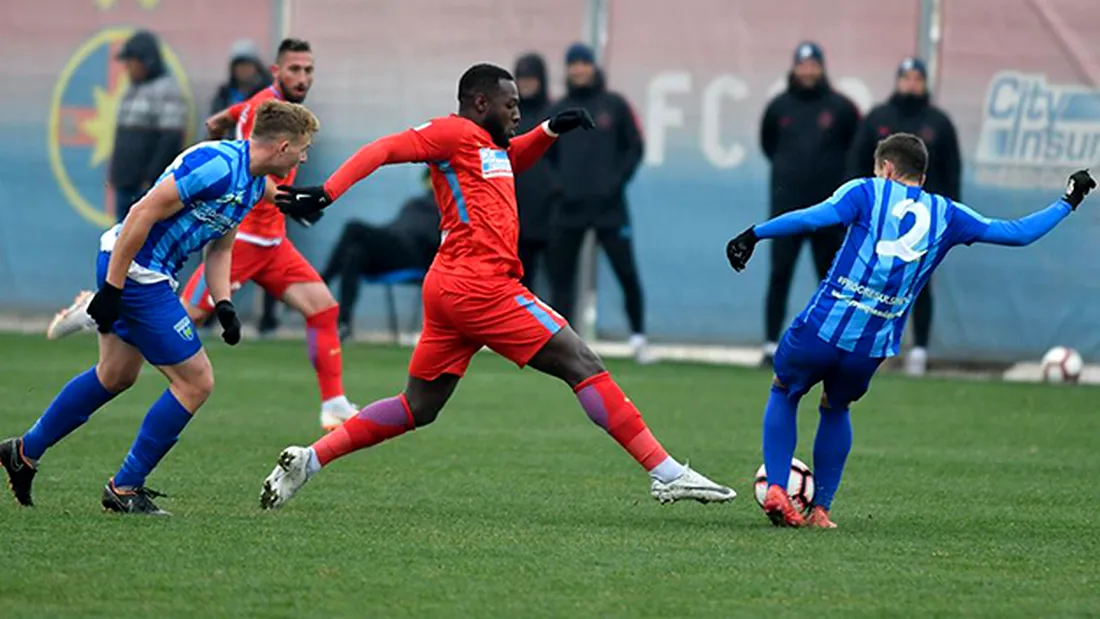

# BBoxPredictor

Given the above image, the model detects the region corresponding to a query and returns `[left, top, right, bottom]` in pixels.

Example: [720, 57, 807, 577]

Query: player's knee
[177, 369, 215, 408]
[96, 364, 138, 393]
[406, 398, 442, 427]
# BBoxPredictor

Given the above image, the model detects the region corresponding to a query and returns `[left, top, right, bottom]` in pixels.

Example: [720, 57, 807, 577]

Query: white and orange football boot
[46, 290, 96, 340]
[805, 505, 838, 529]
[762, 484, 806, 527]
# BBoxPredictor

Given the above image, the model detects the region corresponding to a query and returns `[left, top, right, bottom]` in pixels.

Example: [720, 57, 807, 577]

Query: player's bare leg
[281, 281, 357, 430]
[3, 333, 142, 506]
[261, 374, 459, 509]
[526, 326, 736, 504]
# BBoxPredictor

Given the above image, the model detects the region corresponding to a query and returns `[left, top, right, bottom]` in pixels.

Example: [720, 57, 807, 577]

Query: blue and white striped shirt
[754, 177, 1072, 358]
[102, 140, 265, 284]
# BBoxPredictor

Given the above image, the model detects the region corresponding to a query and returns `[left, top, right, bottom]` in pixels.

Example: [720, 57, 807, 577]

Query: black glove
[548, 108, 595, 135]
[725, 227, 759, 273]
[213, 300, 241, 346]
[1063, 169, 1096, 210]
[274, 185, 332, 220]
[289, 210, 325, 228]
[86, 284, 123, 333]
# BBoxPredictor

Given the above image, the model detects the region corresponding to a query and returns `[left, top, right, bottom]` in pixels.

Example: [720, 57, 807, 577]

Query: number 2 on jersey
[875, 199, 930, 263]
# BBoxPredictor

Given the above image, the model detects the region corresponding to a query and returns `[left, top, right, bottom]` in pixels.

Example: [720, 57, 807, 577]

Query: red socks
[306, 306, 344, 401]
[311, 395, 414, 466]
[574, 372, 670, 471]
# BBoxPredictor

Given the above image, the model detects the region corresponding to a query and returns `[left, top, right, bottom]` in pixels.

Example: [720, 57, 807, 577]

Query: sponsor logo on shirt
[192, 200, 241, 233]
[976, 71, 1100, 189]
[479, 148, 513, 179]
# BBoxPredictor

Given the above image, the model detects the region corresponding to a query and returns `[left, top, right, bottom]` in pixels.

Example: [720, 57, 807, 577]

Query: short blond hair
[252, 100, 320, 141]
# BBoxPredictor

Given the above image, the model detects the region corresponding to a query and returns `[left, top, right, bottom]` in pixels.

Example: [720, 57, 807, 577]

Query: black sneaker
[0, 437, 37, 506]
[101, 481, 171, 516]
[337, 321, 353, 342]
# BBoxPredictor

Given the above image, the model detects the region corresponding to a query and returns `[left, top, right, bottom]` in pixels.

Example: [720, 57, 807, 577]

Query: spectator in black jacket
[321, 170, 441, 339]
[545, 43, 651, 363]
[759, 41, 860, 363]
[208, 40, 271, 121]
[513, 52, 559, 294]
[848, 57, 961, 376]
[110, 30, 187, 223]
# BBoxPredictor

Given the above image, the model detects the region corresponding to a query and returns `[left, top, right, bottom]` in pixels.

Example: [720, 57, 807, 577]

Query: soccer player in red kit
[259, 64, 735, 509]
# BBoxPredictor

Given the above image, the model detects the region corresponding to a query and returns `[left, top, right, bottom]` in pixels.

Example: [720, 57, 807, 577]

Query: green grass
[1, 332, 1098, 618]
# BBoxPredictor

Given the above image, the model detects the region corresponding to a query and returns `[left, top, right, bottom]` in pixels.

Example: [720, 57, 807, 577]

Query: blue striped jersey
[105, 140, 265, 283]
[792, 178, 998, 358]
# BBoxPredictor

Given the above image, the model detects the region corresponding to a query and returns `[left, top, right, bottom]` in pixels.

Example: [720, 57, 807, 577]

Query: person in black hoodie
[208, 40, 271, 122]
[513, 52, 559, 293]
[545, 43, 650, 363]
[110, 30, 187, 223]
[848, 57, 962, 376]
[320, 169, 441, 339]
[758, 41, 860, 363]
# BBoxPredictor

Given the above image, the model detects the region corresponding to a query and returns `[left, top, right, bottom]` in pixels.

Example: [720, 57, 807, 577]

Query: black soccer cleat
[0, 437, 37, 507]
[101, 480, 171, 516]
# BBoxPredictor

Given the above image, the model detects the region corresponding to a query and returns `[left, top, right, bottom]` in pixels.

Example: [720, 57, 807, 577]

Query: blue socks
[113, 389, 193, 489]
[761, 384, 799, 491]
[813, 406, 852, 511]
[23, 367, 117, 461]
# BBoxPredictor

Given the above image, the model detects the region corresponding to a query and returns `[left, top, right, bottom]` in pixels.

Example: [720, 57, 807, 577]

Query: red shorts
[408, 270, 568, 380]
[181, 239, 322, 313]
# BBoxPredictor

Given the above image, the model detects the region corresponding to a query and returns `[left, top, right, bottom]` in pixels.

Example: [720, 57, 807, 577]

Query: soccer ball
[1040, 346, 1083, 384]
[754, 458, 815, 514]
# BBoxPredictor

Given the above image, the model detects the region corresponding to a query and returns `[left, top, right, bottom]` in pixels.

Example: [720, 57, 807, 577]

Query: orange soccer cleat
[762, 484, 806, 527]
[805, 505, 837, 529]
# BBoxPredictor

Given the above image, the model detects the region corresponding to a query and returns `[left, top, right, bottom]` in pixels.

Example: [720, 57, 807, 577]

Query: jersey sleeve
[949, 199, 1072, 247]
[324, 118, 465, 199]
[753, 178, 870, 239]
[508, 122, 556, 174]
[172, 147, 232, 208]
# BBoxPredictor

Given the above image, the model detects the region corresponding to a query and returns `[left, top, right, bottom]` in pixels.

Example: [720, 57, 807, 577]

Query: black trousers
[765, 227, 844, 342]
[547, 226, 644, 334]
[912, 284, 932, 348]
[518, 237, 549, 293]
[322, 221, 425, 324]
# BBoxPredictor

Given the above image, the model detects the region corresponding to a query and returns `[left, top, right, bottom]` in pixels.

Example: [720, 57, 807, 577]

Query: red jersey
[226, 86, 297, 244]
[324, 115, 557, 279]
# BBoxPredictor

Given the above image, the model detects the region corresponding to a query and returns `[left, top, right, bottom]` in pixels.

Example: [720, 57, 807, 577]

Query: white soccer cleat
[46, 290, 96, 340]
[650, 465, 737, 504]
[905, 347, 929, 377]
[260, 446, 314, 510]
[630, 334, 658, 365]
[320, 398, 359, 432]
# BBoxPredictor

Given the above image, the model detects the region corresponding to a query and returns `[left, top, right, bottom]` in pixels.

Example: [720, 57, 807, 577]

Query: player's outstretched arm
[86, 178, 186, 332]
[726, 179, 866, 272]
[203, 228, 242, 345]
[509, 109, 595, 174]
[275, 120, 463, 219]
[966, 170, 1095, 247]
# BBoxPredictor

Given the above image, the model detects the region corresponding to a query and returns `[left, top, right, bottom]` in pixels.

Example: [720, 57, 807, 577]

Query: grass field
[1, 331, 1098, 618]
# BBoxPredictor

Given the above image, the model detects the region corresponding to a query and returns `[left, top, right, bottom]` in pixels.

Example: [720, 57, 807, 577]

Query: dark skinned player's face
[478, 79, 520, 148]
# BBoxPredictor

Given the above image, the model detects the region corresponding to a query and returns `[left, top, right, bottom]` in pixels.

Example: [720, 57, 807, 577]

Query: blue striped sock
[23, 367, 116, 460]
[113, 390, 193, 489]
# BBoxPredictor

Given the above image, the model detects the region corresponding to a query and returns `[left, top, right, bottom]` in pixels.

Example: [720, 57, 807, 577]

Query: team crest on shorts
[479, 148, 513, 179]
[174, 317, 195, 341]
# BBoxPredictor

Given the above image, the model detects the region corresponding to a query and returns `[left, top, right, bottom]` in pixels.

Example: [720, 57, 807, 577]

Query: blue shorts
[96, 251, 201, 366]
[773, 321, 883, 408]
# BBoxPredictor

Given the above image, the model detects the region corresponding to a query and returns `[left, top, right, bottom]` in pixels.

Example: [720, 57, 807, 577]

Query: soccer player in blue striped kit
[726, 133, 1095, 528]
[0, 100, 319, 515]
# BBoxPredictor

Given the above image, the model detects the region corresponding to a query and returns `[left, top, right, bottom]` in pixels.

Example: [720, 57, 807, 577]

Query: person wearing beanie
[209, 39, 272, 120]
[758, 41, 861, 366]
[512, 52, 560, 294]
[544, 43, 651, 364]
[110, 30, 187, 223]
[847, 56, 962, 377]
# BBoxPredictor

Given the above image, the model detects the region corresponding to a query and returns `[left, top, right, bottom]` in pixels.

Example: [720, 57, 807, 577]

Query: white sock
[763, 341, 778, 356]
[322, 395, 353, 412]
[306, 448, 322, 477]
[910, 347, 928, 359]
[649, 455, 686, 484]
[629, 333, 647, 349]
